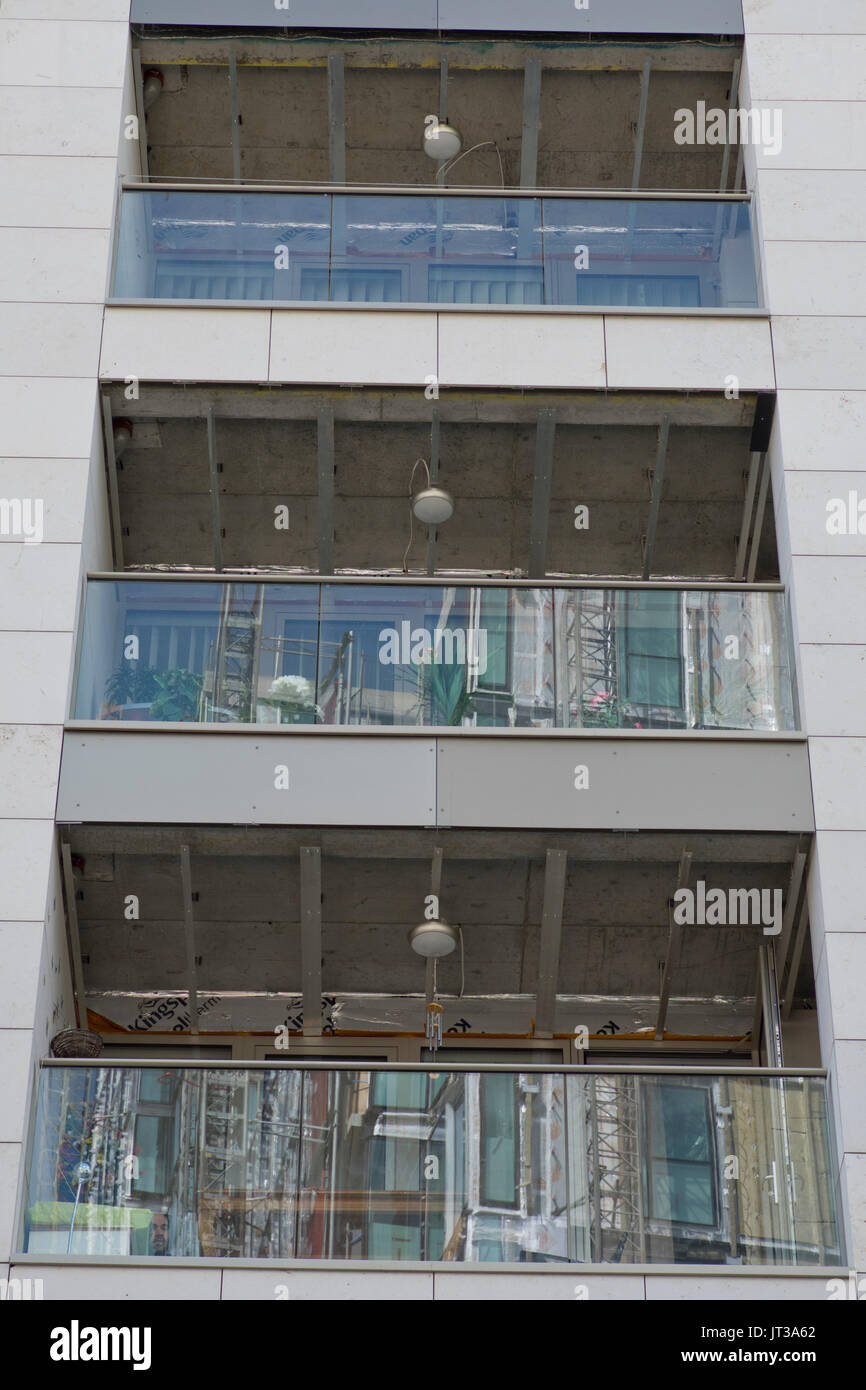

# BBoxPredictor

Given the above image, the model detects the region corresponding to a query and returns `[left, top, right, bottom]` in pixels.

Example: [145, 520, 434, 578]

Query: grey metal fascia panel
[436, 737, 813, 832]
[438, 1, 743, 35]
[130, 0, 743, 34]
[57, 732, 436, 826]
[131, 2, 438, 26]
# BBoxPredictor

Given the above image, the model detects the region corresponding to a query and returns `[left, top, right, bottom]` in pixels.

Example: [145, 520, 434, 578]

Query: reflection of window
[154, 259, 275, 300]
[620, 591, 682, 709]
[132, 1114, 172, 1196]
[302, 267, 404, 302]
[132, 1072, 175, 1197]
[429, 265, 543, 305]
[576, 274, 700, 308]
[475, 591, 510, 693]
[479, 1074, 519, 1208]
[643, 1084, 717, 1227]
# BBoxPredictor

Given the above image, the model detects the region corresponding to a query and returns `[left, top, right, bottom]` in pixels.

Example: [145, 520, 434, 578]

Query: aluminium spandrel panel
[130, 0, 743, 34]
[436, 736, 814, 831]
[57, 733, 436, 826]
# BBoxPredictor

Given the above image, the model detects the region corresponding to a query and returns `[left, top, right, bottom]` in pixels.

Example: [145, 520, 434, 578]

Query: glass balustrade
[112, 189, 759, 309]
[72, 581, 796, 732]
[23, 1065, 841, 1265]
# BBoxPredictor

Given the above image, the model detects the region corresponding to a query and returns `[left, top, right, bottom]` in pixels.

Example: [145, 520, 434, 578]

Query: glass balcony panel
[23, 1066, 842, 1266]
[328, 195, 544, 306]
[112, 191, 756, 310]
[113, 191, 332, 301]
[542, 198, 758, 309]
[73, 581, 796, 730]
[554, 588, 795, 731]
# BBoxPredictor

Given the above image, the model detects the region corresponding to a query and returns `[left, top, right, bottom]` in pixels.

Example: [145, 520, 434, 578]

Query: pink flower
[589, 690, 611, 708]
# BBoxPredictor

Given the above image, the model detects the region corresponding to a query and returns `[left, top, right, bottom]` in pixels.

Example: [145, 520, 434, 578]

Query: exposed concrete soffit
[66, 825, 804, 864]
[104, 386, 758, 430]
[134, 38, 742, 74]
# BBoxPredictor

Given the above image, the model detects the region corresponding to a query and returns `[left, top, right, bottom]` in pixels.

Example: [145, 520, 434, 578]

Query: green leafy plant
[148, 669, 203, 722]
[426, 661, 475, 727]
[103, 662, 159, 709]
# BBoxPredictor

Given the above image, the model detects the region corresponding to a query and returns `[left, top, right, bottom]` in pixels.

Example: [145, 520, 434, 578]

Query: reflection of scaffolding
[571, 592, 618, 713]
[194, 1070, 305, 1259]
[35, 1067, 133, 1211]
[204, 584, 264, 722]
[586, 1074, 645, 1262]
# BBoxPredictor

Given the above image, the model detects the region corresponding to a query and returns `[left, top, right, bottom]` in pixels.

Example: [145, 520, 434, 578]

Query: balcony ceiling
[105, 386, 776, 580]
[136, 35, 742, 191]
[66, 826, 811, 1025]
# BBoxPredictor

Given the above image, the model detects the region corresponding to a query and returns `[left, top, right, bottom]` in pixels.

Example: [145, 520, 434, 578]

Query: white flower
[269, 674, 315, 703]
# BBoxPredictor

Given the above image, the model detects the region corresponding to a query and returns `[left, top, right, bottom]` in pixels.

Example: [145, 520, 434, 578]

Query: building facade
[0, 0, 863, 1300]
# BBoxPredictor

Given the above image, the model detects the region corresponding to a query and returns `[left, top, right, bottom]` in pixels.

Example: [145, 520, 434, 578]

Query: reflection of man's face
[151, 1214, 169, 1255]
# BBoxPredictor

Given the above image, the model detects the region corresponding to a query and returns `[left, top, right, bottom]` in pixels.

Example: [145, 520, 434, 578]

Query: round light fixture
[412, 486, 454, 526]
[423, 122, 462, 162]
[408, 919, 459, 958]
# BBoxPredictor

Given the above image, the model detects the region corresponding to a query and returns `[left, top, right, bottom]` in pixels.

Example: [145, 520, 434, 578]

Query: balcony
[22, 1063, 842, 1267]
[112, 188, 759, 311]
[73, 579, 794, 732]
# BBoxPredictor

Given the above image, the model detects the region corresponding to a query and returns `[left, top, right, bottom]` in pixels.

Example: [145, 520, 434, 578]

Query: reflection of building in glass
[26, 1067, 840, 1267]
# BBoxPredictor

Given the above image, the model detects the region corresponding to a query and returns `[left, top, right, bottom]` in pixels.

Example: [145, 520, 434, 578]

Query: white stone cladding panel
[0, 1150, 19, 1260]
[0, 306, 104, 376]
[603, 316, 774, 390]
[0, 2, 130, 17]
[0, 19, 129, 89]
[798, 646, 866, 736]
[774, 391, 866, 470]
[100, 306, 272, 382]
[817, 934, 866, 1042]
[788, 557, 866, 646]
[223, 1269, 434, 1301]
[0, 229, 112, 304]
[745, 37, 866, 101]
[0, 379, 101, 459]
[772, 318, 866, 391]
[644, 1275, 839, 1300]
[0, 926, 45, 1030]
[270, 309, 438, 386]
[0, 461, 91, 545]
[758, 173, 866, 243]
[0, 157, 117, 229]
[0, 546, 83, 632]
[0, 89, 123, 157]
[780, 471, 866, 557]
[743, 0, 866, 34]
[745, 102, 866, 172]
[11, 1266, 223, 1300]
[437, 313, 605, 389]
[808, 740, 866, 831]
[839, 1155, 866, 1269]
[0, 727, 63, 819]
[0, 1032, 33, 1145]
[762, 243, 866, 317]
[432, 1272, 644, 1300]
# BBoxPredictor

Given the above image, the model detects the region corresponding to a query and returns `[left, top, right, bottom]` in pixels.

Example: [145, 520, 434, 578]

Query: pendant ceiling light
[423, 121, 462, 161]
[408, 918, 459, 957]
[411, 485, 454, 526]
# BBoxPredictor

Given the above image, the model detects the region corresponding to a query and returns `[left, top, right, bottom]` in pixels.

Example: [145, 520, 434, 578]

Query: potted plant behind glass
[148, 669, 204, 722]
[260, 674, 323, 724]
[102, 662, 159, 720]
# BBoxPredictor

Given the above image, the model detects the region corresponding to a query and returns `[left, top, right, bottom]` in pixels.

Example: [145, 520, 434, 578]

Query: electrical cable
[401, 456, 430, 573]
